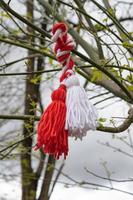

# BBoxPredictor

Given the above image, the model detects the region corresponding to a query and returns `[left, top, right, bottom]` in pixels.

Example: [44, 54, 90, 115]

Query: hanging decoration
[34, 22, 98, 159]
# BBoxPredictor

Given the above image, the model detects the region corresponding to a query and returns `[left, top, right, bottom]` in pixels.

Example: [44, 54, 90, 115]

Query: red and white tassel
[35, 22, 98, 159]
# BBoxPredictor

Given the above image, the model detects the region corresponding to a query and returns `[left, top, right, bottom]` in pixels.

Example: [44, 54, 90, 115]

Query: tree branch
[75, 52, 133, 102]
[77, 67, 133, 103]
[0, 133, 35, 156]
[38, 0, 133, 102]
[97, 108, 133, 133]
[57, 0, 122, 42]
[92, 0, 133, 41]
[0, 68, 61, 76]
[0, 114, 39, 121]
[107, 17, 133, 28]
[0, 0, 50, 38]
[0, 54, 41, 70]
[0, 108, 133, 133]
[1, 1, 133, 102]
[85, 168, 133, 182]
[0, 36, 54, 59]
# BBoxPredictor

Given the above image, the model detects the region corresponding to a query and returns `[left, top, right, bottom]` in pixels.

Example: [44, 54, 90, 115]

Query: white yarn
[51, 29, 62, 42]
[52, 29, 75, 64]
[63, 74, 98, 139]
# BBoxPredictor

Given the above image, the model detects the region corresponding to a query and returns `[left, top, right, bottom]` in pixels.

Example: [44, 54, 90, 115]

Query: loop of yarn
[52, 22, 75, 82]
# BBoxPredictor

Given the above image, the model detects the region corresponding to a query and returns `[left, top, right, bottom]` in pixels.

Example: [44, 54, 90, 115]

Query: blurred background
[0, 0, 133, 199]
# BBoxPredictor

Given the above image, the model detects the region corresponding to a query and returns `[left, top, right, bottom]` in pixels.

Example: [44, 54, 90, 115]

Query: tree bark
[21, 1, 37, 200]
[39, 156, 55, 200]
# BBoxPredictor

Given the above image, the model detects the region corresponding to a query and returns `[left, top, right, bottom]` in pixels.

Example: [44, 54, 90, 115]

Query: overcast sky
[0, 0, 133, 199]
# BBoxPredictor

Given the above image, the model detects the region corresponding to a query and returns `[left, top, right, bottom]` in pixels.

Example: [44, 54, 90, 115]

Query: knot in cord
[52, 22, 75, 82]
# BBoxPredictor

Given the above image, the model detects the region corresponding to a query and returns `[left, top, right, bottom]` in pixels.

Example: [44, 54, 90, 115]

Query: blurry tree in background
[0, 0, 133, 200]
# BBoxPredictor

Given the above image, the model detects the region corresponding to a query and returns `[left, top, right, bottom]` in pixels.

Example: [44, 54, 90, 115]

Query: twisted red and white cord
[52, 22, 75, 82]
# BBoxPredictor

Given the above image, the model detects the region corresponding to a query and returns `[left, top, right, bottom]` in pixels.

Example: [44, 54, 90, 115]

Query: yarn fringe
[64, 74, 98, 139]
[34, 85, 68, 159]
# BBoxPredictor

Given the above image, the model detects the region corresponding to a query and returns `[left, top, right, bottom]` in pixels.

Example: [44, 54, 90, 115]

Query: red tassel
[34, 84, 68, 159]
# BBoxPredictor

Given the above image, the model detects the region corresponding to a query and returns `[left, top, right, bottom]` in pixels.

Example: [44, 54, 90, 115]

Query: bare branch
[0, 108, 133, 133]
[97, 108, 133, 133]
[92, 0, 133, 41]
[77, 68, 133, 103]
[0, 0, 50, 38]
[38, 0, 133, 102]
[85, 168, 133, 182]
[0, 36, 54, 59]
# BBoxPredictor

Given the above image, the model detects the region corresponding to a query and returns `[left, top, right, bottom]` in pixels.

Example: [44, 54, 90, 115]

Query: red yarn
[52, 22, 75, 82]
[35, 23, 75, 159]
[52, 22, 68, 36]
[34, 85, 68, 159]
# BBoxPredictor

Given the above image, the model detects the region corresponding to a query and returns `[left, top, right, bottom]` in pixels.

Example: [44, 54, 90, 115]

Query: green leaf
[122, 42, 133, 48]
[128, 57, 133, 61]
[103, 18, 108, 23]
[98, 122, 104, 128]
[30, 75, 41, 84]
[127, 85, 133, 91]
[94, 24, 105, 31]
[129, 32, 133, 37]
[122, 64, 129, 68]
[120, 33, 128, 40]
[98, 118, 107, 122]
[0, 12, 10, 19]
[49, 57, 54, 65]
[91, 69, 103, 82]
[126, 74, 133, 83]
[11, 29, 22, 35]
[107, 8, 115, 16]
[109, 119, 116, 127]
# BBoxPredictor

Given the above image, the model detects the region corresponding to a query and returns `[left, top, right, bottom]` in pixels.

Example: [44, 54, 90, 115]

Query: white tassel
[63, 72, 98, 139]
